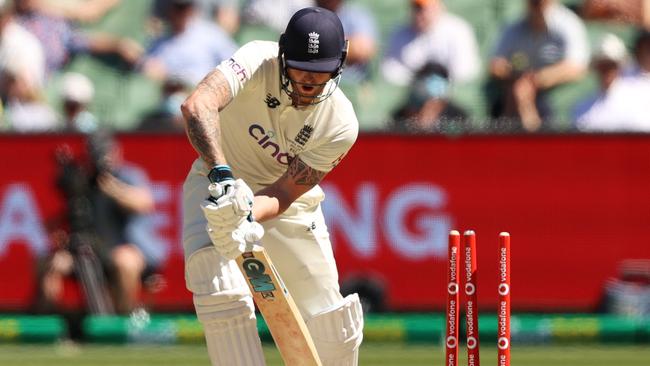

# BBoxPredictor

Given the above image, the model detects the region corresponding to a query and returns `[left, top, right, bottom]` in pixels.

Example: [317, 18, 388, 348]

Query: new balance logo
[265, 94, 280, 109]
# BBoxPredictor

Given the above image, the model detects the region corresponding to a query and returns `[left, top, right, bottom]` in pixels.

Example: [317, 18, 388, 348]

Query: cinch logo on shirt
[226, 58, 247, 82]
[249, 124, 295, 165]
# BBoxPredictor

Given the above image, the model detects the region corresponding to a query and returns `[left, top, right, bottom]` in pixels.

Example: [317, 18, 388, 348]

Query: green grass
[1, 343, 650, 365]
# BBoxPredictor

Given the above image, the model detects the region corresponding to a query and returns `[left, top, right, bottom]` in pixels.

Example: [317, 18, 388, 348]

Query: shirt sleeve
[298, 103, 359, 174]
[299, 127, 358, 174]
[557, 11, 589, 66]
[447, 18, 480, 83]
[215, 40, 276, 98]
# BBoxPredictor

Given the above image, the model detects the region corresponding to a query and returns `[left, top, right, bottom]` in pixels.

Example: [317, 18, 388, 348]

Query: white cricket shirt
[214, 40, 359, 201]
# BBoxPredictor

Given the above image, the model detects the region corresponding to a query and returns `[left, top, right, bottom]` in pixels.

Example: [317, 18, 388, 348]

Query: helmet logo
[308, 32, 320, 54]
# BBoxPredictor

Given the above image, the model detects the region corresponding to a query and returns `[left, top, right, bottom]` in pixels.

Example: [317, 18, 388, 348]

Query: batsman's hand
[207, 179, 234, 201]
[206, 165, 236, 200]
[206, 219, 264, 260]
[201, 178, 254, 229]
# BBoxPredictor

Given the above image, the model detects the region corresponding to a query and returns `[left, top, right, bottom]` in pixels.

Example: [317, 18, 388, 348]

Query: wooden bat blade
[236, 246, 322, 366]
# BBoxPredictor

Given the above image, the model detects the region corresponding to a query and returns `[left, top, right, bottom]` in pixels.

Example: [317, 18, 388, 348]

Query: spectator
[138, 77, 188, 132]
[37, 0, 121, 24]
[14, 0, 142, 76]
[243, 0, 313, 33]
[60, 72, 99, 133]
[574, 33, 628, 130]
[141, 0, 237, 85]
[41, 131, 161, 315]
[576, 31, 650, 131]
[488, 0, 589, 132]
[390, 62, 468, 134]
[315, 0, 378, 83]
[581, 0, 650, 30]
[381, 0, 480, 87]
[0, 0, 56, 131]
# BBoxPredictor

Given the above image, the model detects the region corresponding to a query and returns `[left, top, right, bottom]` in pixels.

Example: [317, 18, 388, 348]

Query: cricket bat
[236, 245, 322, 366]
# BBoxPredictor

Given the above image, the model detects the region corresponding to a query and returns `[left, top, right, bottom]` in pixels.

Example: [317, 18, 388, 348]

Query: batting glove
[201, 179, 254, 230]
[206, 219, 264, 260]
[207, 165, 235, 199]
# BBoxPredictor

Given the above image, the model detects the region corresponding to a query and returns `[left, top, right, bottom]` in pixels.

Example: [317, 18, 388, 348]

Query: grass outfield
[1, 343, 649, 365]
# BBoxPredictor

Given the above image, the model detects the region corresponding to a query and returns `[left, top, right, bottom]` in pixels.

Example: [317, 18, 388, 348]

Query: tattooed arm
[252, 157, 327, 222]
[180, 69, 233, 167]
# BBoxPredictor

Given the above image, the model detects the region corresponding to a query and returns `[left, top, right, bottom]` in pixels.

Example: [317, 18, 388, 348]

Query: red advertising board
[1, 133, 649, 312]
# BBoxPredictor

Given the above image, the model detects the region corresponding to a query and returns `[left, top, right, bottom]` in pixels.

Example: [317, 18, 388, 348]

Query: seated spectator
[576, 31, 650, 131]
[41, 132, 162, 315]
[381, 0, 480, 87]
[242, 0, 313, 33]
[138, 77, 188, 132]
[574, 33, 629, 130]
[581, 0, 650, 30]
[487, 0, 589, 132]
[141, 0, 237, 85]
[315, 0, 377, 83]
[37, 0, 121, 24]
[60, 72, 99, 133]
[14, 0, 142, 76]
[0, 0, 56, 131]
[390, 62, 469, 134]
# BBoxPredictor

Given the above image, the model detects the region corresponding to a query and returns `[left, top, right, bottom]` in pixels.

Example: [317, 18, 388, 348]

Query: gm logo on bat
[242, 256, 277, 299]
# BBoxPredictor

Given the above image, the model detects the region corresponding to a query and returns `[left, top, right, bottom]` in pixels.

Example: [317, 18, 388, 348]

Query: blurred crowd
[0, 0, 650, 134]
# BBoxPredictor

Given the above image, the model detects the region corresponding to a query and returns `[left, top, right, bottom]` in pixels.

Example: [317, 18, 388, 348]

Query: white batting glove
[206, 165, 236, 200]
[206, 220, 264, 260]
[229, 179, 255, 217]
[201, 179, 254, 230]
[208, 180, 234, 200]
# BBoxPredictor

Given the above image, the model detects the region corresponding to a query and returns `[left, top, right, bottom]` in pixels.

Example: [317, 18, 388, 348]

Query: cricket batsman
[180, 6, 364, 366]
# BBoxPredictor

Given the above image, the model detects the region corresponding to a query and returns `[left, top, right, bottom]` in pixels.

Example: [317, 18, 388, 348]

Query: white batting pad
[306, 293, 364, 366]
[186, 247, 265, 365]
[200, 302, 266, 366]
[185, 247, 249, 304]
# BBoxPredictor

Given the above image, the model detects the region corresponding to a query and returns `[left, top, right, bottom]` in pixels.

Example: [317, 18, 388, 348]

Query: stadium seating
[43, 0, 641, 132]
